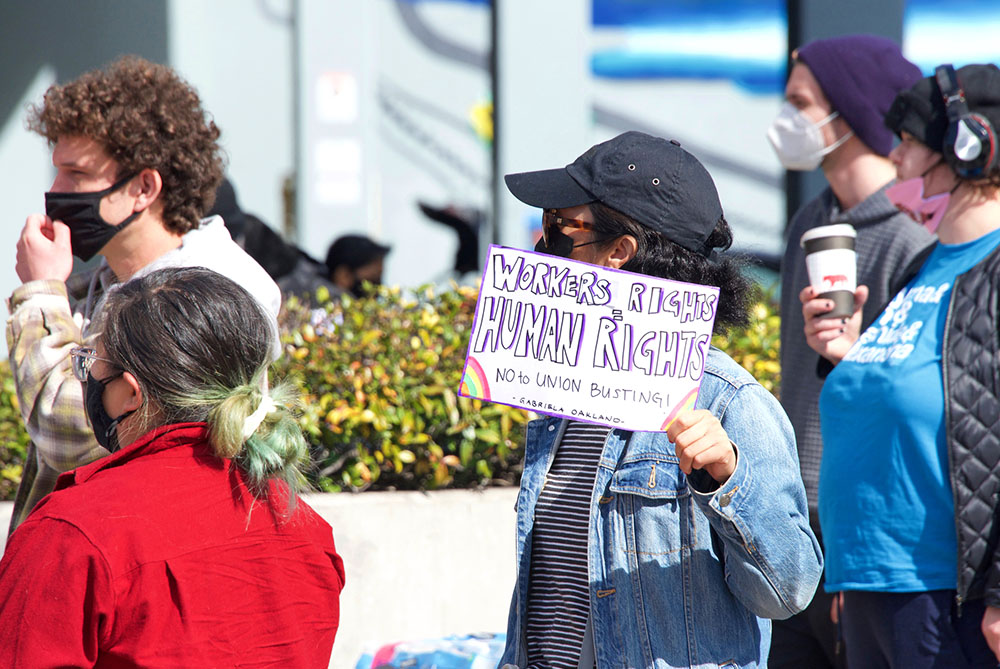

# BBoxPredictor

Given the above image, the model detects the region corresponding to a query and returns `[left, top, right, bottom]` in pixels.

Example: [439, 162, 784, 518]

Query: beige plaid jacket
[6, 265, 117, 534]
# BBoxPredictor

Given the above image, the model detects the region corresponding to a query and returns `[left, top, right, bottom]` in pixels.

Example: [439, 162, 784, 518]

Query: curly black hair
[26, 55, 224, 235]
[588, 203, 754, 333]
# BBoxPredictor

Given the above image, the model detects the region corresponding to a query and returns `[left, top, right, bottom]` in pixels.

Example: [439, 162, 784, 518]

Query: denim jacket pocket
[609, 456, 689, 499]
[607, 457, 695, 555]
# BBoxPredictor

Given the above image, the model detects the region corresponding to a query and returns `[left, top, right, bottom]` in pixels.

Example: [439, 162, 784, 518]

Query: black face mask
[533, 227, 609, 258]
[45, 174, 140, 261]
[84, 372, 137, 453]
[350, 278, 381, 298]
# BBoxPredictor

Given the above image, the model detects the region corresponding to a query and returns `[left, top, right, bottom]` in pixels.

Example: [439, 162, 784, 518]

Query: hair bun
[242, 394, 277, 440]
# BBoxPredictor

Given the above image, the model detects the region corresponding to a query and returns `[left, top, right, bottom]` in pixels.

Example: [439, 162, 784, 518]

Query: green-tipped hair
[207, 381, 309, 500]
[98, 267, 309, 509]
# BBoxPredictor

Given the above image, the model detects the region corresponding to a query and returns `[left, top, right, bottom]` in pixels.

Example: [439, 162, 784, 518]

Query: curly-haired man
[6, 56, 281, 535]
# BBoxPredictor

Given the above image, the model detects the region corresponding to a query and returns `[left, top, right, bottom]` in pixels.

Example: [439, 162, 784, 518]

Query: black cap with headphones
[935, 64, 998, 178]
[886, 63, 1000, 179]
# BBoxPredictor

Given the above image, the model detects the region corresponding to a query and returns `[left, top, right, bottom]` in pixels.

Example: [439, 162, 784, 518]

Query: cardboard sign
[459, 245, 719, 432]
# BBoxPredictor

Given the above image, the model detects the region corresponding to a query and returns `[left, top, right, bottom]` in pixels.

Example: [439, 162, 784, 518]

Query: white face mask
[767, 102, 854, 171]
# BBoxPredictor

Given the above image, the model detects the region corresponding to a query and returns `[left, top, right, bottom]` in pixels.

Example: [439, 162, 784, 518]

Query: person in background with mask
[802, 63, 1000, 667]
[766, 35, 933, 668]
[6, 56, 281, 535]
[324, 233, 391, 298]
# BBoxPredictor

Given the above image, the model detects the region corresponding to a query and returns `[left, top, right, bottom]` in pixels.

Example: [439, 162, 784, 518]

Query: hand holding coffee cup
[800, 224, 857, 319]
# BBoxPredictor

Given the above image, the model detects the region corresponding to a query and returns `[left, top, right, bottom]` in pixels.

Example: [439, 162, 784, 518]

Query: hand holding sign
[666, 409, 736, 484]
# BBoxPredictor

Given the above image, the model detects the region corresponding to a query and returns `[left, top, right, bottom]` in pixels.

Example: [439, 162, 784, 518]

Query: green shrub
[275, 285, 530, 492]
[0, 362, 30, 501]
[712, 289, 781, 397]
[0, 286, 782, 500]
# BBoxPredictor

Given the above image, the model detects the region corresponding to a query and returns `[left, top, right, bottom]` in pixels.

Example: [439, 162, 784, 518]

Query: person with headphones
[801, 63, 1000, 666]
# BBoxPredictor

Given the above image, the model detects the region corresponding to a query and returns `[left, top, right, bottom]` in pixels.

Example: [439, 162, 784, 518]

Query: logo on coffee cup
[823, 274, 848, 288]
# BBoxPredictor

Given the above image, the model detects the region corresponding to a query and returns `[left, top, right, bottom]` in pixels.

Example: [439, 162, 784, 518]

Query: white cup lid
[800, 223, 857, 247]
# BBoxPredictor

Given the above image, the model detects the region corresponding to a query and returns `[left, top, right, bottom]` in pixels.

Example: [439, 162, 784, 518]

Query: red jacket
[0, 422, 345, 668]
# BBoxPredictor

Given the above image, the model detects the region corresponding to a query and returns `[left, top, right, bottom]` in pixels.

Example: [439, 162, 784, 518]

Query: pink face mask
[885, 177, 950, 234]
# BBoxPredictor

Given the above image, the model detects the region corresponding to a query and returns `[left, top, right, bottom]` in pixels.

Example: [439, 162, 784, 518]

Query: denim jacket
[499, 348, 822, 669]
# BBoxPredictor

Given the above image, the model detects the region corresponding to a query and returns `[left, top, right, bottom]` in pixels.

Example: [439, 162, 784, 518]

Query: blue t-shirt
[819, 228, 1000, 592]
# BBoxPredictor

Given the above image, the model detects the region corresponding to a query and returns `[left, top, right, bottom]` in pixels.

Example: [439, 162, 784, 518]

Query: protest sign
[458, 245, 719, 432]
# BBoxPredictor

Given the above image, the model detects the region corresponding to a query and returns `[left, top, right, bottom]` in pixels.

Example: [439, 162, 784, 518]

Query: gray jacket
[778, 184, 933, 535]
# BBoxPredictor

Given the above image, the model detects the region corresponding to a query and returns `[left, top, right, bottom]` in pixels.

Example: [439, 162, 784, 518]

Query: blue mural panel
[589, 0, 1000, 95]
[593, 0, 781, 27]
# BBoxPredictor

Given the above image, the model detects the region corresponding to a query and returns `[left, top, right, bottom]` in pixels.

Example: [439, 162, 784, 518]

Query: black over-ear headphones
[936, 63, 998, 178]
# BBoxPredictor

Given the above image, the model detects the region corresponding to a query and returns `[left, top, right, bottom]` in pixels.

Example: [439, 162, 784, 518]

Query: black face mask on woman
[534, 229, 575, 257]
[45, 173, 140, 261]
[85, 372, 137, 452]
[533, 226, 610, 258]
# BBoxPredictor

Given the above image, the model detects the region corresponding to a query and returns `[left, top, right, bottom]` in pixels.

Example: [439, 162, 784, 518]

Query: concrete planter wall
[0, 487, 519, 668]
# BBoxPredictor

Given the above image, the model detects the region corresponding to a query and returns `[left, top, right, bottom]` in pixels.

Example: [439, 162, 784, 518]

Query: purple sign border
[457, 244, 720, 431]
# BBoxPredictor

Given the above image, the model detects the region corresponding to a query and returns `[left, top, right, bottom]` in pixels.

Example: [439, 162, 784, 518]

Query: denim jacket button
[719, 492, 732, 508]
[548, 425, 555, 431]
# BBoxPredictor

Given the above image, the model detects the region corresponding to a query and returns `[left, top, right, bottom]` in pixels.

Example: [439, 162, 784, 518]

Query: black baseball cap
[504, 131, 723, 254]
[325, 234, 391, 274]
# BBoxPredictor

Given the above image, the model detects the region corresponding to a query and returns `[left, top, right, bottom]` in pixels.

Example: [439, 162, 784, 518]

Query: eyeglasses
[541, 209, 598, 246]
[69, 346, 117, 383]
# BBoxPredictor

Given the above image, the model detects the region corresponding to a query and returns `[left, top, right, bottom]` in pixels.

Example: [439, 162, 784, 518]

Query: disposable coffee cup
[801, 223, 857, 319]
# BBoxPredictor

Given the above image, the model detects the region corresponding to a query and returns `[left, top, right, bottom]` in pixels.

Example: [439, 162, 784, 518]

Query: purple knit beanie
[796, 34, 922, 156]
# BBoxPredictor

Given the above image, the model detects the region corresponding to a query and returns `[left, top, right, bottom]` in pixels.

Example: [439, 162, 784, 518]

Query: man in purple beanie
[767, 34, 934, 668]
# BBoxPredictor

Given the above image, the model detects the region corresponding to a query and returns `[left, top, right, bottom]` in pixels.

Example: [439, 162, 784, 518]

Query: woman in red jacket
[0, 266, 345, 668]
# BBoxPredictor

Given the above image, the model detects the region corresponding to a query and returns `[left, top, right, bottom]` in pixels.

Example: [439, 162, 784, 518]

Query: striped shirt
[525, 421, 610, 669]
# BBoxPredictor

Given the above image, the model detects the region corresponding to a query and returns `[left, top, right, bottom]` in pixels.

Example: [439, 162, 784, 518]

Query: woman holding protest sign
[496, 131, 821, 669]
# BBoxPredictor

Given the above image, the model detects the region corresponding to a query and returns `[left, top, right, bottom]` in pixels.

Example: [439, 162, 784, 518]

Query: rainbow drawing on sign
[661, 388, 699, 432]
[460, 356, 491, 401]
